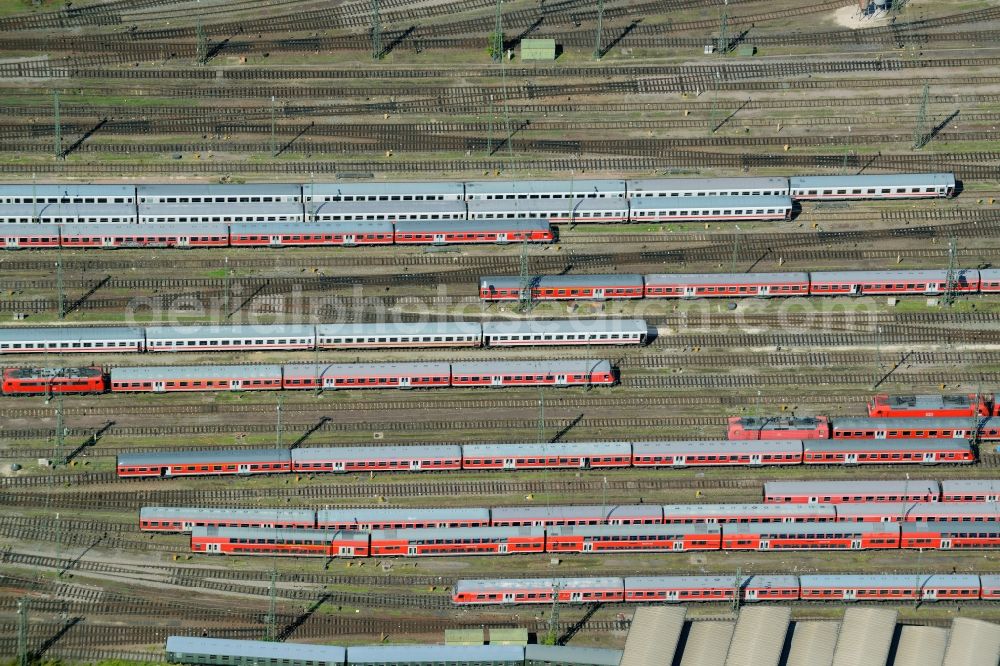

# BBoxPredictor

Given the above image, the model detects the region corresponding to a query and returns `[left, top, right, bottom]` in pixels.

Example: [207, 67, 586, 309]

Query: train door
[231, 380, 244, 391]
[593, 288, 605, 299]
[498, 543, 508, 554]
[745, 589, 758, 601]
[809, 496, 818, 504]
[102, 236, 115, 248]
[503, 593, 515, 603]
[953, 429, 967, 438]
[409, 460, 421, 471]
[683, 286, 696, 298]
[673, 455, 686, 467]
[845, 453, 858, 464]
[338, 546, 354, 557]
[492, 375, 503, 386]
[940, 539, 952, 549]
[583, 542, 593, 552]
[580, 457, 590, 469]
[926, 282, 940, 294]
[342, 234, 356, 246]
[874, 430, 887, 439]
[759, 540, 770, 550]
[851, 539, 862, 549]
[556, 374, 568, 385]
[672, 540, 685, 551]
[496, 233, 508, 243]
[432, 233, 445, 244]
[843, 589, 857, 601]
[923, 451, 937, 463]
[267, 234, 282, 246]
[407, 546, 418, 556]
[153, 381, 165, 393]
[207, 543, 221, 553]
[238, 464, 250, 474]
[750, 454, 762, 465]
[183, 521, 194, 530]
[757, 285, 770, 296]
[664, 590, 679, 602]
[504, 458, 516, 469]
[4, 237, 17, 248]
[332, 461, 345, 472]
[570, 592, 582, 601]
[399, 376, 412, 388]
[923, 588, 937, 600]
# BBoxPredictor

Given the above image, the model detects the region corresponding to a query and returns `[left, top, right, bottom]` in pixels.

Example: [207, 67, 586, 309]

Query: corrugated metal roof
[454, 578, 621, 593]
[805, 438, 972, 453]
[679, 620, 735, 666]
[111, 364, 283, 381]
[465, 179, 626, 197]
[283, 362, 452, 379]
[0, 203, 136, 217]
[118, 448, 289, 467]
[784, 621, 839, 666]
[724, 606, 790, 666]
[630, 195, 792, 211]
[316, 321, 481, 337]
[661, 503, 836, 518]
[467, 198, 628, 214]
[810, 269, 975, 283]
[347, 645, 525, 664]
[482, 319, 647, 336]
[943, 617, 1000, 665]
[942, 479, 1000, 495]
[628, 177, 788, 194]
[764, 480, 939, 496]
[832, 607, 898, 666]
[59, 222, 230, 236]
[633, 439, 802, 455]
[145, 323, 315, 340]
[140, 506, 312, 522]
[0, 326, 144, 343]
[293, 445, 461, 462]
[309, 200, 467, 215]
[644, 272, 808, 286]
[306, 182, 465, 197]
[892, 626, 948, 666]
[450, 359, 612, 374]
[489, 504, 659, 521]
[0, 183, 135, 197]
[230, 220, 394, 234]
[395, 218, 552, 233]
[480, 274, 645, 290]
[620, 606, 686, 666]
[799, 574, 980, 589]
[790, 173, 955, 189]
[525, 645, 622, 666]
[317, 507, 490, 523]
[461, 441, 631, 457]
[166, 636, 345, 663]
[138, 202, 303, 215]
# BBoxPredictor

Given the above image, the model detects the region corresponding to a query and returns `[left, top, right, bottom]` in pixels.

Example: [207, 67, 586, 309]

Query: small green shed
[487, 628, 529, 646]
[446, 628, 486, 646]
[521, 39, 556, 61]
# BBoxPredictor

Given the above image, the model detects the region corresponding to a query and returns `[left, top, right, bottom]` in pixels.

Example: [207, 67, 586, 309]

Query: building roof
[347, 645, 525, 664]
[633, 439, 803, 455]
[831, 607, 898, 666]
[138, 184, 301, 197]
[461, 442, 631, 457]
[482, 319, 647, 336]
[450, 359, 612, 375]
[317, 507, 490, 523]
[0, 203, 137, 217]
[525, 645, 622, 666]
[810, 269, 975, 283]
[661, 502, 836, 518]
[305, 181, 465, 197]
[111, 364, 283, 381]
[467, 198, 628, 214]
[138, 202, 303, 215]
[0, 326, 144, 343]
[293, 445, 461, 462]
[619, 606, 686, 666]
[724, 606, 791, 666]
[805, 438, 972, 453]
[118, 448, 289, 467]
[465, 179, 626, 197]
[145, 324, 315, 340]
[316, 321, 481, 337]
[790, 173, 955, 188]
[489, 504, 660, 521]
[630, 195, 792, 211]
[784, 621, 839, 666]
[394, 218, 552, 233]
[282, 362, 452, 378]
[59, 223, 230, 236]
[140, 506, 313, 522]
[454, 578, 622, 593]
[679, 621, 735, 666]
[799, 574, 981, 588]
[229, 220, 394, 234]
[480, 274, 645, 290]
[309, 200, 467, 215]
[166, 637, 345, 663]
[644, 272, 809, 286]
[628, 177, 788, 194]
[764, 480, 939, 496]
[941, 479, 1000, 494]
[894, 626, 949, 666]
[943, 617, 1000, 665]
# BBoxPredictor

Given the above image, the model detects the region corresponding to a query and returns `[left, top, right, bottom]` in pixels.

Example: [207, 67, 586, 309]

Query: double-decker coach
[137, 183, 301, 204]
[309, 200, 466, 223]
[661, 503, 837, 524]
[0, 203, 135, 224]
[489, 505, 662, 527]
[368, 526, 546, 557]
[138, 202, 304, 224]
[545, 523, 721, 553]
[464, 179, 626, 201]
[117, 448, 291, 478]
[901, 521, 1000, 549]
[191, 526, 370, 557]
[0, 183, 135, 205]
[317, 507, 490, 530]
[722, 521, 900, 550]
[303, 181, 465, 202]
[468, 198, 628, 223]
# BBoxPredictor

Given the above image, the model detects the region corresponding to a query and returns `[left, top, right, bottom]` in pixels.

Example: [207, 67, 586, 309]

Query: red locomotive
[2, 366, 106, 395]
[727, 416, 830, 440]
[868, 394, 993, 418]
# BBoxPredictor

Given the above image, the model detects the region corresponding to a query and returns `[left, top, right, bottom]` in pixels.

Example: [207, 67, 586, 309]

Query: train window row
[1, 197, 130, 204]
[492, 333, 630, 341]
[297, 461, 454, 468]
[474, 193, 610, 200]
[839, 430, 962, 437]
[143, 215, 299, 223]
[636, 190, 785, 197]
[797, 187, 938, 195]
[320, 336, 477, 344]
[141, 196, 288, 203]
[314, 195, 448, 202]
[634, 208, 781, 217]
[0, 341, 134, 349]
[319, 214, 461, 221]
[155, 338, 311, 346]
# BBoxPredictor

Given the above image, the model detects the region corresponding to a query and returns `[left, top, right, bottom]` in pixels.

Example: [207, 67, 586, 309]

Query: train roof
[144, 324, 315, 340]
[368, 525, 545, 539]
[901, 520, 1000, 533]
[118, 448, 289, 466]
[111, 364, 284, 381]
[450, 359, 612, 375]
[629, 195, 792, 210]
[282, 362, 452, 378]
[764, 480, 939, 496]
[308, 200, 467, 214]
[315, 321, 481, 337]
[317, 507, 491, 522]
[547, 523, 720, 536]
[394, 218, 552, 233]
[631, 439, 803, 454]
[0, 326, 144, 343]
[644, 272, 809, 286]
[489, 504, 660, 520]
[166, 637, 345, 663]
[482, 319, 647, 335]
[833, 417, 989, 429]
[454, 578, 622, 592]
[624, 575, 799, 588]
[875, 394, 977, 408]
[467, 198, 628, 213]
[661, 503, 837, 517]
[140, 506, 313, 521]
[798, 574, 981, 587]
[836, 502, 1000, 518]
[627, 177, 789, 193]
[804, 438, 973, 452]
[58, 222, 230, 236]
[138, 202, 303, 215]
[292, 445, 462, 462]
[941, 479, 1000, 494]
[465, 179, 626, 197]
[730, 521, 895, 534]
[461, 442, 632, 457]
[0, 223, 61, 236]
[789, 173, 955, 188]
[305, 181, 465, 197]
[980, 269, 1000, 281]
[229, 220, 394, 234]
[730, 416, 826, 427]
[0, 183, 135, 197]
[0, 203, 136, 217]
[4, 366, 102, 379]
[480, 274, 645, 289]
[347, 645, 525, 665]
[193, 526, 367, 539]
[524, 645, 623, 666]
[137, 184, 301, 197]
[810, 269, 976, 283]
